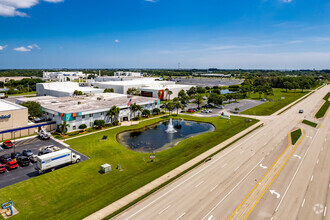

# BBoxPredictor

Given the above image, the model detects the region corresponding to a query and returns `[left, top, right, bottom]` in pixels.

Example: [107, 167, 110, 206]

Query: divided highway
[113, 85, 329, 220]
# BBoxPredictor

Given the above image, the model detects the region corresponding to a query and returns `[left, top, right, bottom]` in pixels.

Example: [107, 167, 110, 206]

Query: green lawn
[0, 115, 258, 220]
[291, 129, 302, 145]
[302, 120, 318, 128]
[7, 91, 36, 96]
[240, 89, 308, 116]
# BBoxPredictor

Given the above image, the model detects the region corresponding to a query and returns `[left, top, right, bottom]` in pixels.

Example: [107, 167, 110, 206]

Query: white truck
[38, 127, 51, 140]
[36, 149, 80, 174]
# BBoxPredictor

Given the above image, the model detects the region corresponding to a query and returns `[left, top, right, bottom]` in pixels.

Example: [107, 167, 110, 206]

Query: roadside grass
[0, 115, 258, 220]
[291, 129, 302, 145]
[315, 92, 330, 119]
[7, 91, 36, 96]
[240, 88, 307, 116]
[302, 120, 318, 128]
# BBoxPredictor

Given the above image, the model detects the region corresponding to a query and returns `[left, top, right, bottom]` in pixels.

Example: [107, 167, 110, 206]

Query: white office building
[43, 71, 87, 82]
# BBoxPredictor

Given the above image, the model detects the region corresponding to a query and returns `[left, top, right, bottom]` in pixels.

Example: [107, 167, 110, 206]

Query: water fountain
[165, 118, 177, 133]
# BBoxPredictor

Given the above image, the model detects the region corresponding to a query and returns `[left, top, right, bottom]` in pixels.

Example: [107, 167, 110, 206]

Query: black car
[17, 156, 30, 167]
[38, 149, 52, 156]
[0, 154, 12, 164]
[11, 152, 22, 159]
[22, 149, 33, 157]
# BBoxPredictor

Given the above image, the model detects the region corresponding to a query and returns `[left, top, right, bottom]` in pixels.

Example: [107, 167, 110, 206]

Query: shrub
[153, 108, 160, 115]
[102, 135, 108, 140]
[94, 120, 105, 128]
[78, 124, 87, 130]
[112, 120, 119, 126]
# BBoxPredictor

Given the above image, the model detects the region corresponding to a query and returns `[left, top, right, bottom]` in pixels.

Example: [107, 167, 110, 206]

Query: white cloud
[0, 45, 8, 50]
[14, 44, 40, 52]
[114, 39, 119, 43]
[0, 0, 63, 17]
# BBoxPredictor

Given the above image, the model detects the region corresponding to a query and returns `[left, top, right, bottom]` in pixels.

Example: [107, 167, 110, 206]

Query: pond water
[220, 89, 234, 94]
[117, 119, 215, 153]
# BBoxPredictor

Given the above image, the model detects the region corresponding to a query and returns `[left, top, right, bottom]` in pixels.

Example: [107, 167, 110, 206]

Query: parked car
[187, 109, 195, 113]
[216, 105, 224, 109]
[0, 164, 6, 174]
[17, 156, 30, 167]
[38, 149, 53, 156]
[299, 109, 304, 113]
[22, 149, 34, 157]
[29, 154, 38, 163]
[2, 140, 14, 149]
[6, 161, 18, 170]
[260, 98, 267, 102]
[202, 104, 214, 108]
[39, 145, 60, 152]
[0, 154, 12, 164]
[11, 152, 22, 160]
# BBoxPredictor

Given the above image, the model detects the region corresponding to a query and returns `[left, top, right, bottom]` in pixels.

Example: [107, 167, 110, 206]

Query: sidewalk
[84, 121, 263, 220]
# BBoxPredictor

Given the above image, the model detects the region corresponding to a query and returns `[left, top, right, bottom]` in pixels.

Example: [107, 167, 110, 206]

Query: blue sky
[0, 0, 330, 69]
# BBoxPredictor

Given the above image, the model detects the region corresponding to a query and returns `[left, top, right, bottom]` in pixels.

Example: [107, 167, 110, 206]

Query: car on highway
[299, 109, 304, 113]
[11, 152, 22, 160]
[0, 164, 6, 174]
[0, 154, 12, 164]
[6, 161, 18, 170]
[22, 149, 34, 157]
[17, 156, 30, 167]
[2, 140, 14, 149]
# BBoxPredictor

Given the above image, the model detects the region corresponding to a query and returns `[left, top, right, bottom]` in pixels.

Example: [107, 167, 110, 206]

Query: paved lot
[0, 137, 88, 189]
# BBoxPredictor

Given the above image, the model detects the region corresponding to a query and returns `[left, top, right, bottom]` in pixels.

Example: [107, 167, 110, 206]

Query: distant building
[43, 71, 87, 82]
[114, 71, 142, 77]
[16, 93, 160, 132]
[36, 82, 103, 97]
[138, 84, 194, 100]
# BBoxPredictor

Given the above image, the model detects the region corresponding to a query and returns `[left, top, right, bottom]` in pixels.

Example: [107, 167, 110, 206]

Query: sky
[0, 0, 330, 69]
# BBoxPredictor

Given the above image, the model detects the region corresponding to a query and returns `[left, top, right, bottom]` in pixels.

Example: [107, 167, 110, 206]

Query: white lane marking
[124, 125, 266, 220]
[301, 198, 305, 207]
[234, 166, 240, 172]
[175, 212, 185, 220]
[293, 154, 301, 159]
[270, 190, 280, 199]
[270, 217, 274, 220]
[221, 163, 227, 168]
[310, 175, 313, 182]
[210, 185, 218, 192]
[259, 164, 267, 169]
[317, 159, 319, 164]
[207, 215, 213, 220]
[158, 205, 171, 215]
[202, 158, 264, 220]
[195, 181, 204, 188]
[275, 127, 322, 212]
[324, 206, 327, 217]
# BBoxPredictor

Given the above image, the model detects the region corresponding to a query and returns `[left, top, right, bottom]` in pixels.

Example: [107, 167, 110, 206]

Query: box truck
[36, 149, 80, 174]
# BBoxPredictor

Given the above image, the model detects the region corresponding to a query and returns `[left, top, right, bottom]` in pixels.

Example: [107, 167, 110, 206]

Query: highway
[113, 85, 329, 220]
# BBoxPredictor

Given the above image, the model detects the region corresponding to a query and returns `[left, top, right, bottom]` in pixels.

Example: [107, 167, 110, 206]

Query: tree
[21, 101, 43, 118]
[104, 88, 114, 93]
[193, 94, 204, 109]
[283, 81, 292, 92]
[152, 108, 160, 115]
[167, 90, 173, 100]
[73, 90, 83, 95]
[129, 103, 142, 118]
[127, 88, 140, 96]
[196, 86, 206, 94]
[142, 109, 151, 118]
[174, 101, 182, 115]
[78, 124, 87, 130]
[178, 89, 188, 101]
[106, 105, 120, 123]
[94, 120, 105, 128]
[225, 93, 233, 103]
[165, 101, 175, 115]
[58, 121, 70, 136]
[292, 81, 299, 92]
[208, 93, 219, 105]
[253, 85, 263, 99]
[187, 87, 197, 96]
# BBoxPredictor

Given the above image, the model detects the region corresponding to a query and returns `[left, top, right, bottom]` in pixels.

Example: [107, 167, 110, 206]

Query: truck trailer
[36, 149, 80, 174]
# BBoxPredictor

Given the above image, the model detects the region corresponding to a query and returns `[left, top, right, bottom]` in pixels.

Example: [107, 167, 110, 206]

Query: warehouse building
[36, 82, 104, 97]
[43, 71, 87, 81]
[138, 84, 193, 100]
[17, 93, 160, 132]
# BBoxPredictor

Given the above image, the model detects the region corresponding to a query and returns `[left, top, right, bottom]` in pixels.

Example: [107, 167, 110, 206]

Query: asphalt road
[113, 85, 329, 220]
[0, 137, 88, 189]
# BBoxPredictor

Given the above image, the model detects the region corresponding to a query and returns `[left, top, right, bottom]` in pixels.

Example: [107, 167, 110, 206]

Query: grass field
[0, 115, 257, 220]
[302, 120, 318, 128]
[240, 89, 308, 116]
[315, 92, 330, 119]
[291, 129, 302, 145]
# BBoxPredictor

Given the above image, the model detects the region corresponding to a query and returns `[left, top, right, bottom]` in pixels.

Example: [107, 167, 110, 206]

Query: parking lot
[0, 137, 88, 189]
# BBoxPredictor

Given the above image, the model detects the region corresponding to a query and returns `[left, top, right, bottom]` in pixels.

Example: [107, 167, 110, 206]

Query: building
[94, 76, 146, 82]
[36, 82, 104, 97]
[0, 100, 29, 140]
[93, 79, 175, 95]
[43, 71, 87, 82]
[114, 71, 142, 77]
[16, 93, 160, 132]
[138, 84, 194, 100]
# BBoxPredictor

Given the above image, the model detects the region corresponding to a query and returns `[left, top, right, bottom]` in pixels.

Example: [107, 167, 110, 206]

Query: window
[90, 114, 93, 117]
[82, 115, 85, 119]
[101, 112, 104, 116]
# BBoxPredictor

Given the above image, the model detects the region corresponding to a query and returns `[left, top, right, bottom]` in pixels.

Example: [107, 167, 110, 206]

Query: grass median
[0, 114, 258, 220]
[241, 89, 307, 116]
[302, 120, 317, 128]
[291, 129, 302, 145]
[315, 92, 330, 119]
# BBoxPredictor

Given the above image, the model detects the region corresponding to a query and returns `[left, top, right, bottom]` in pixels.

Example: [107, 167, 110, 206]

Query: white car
[39, 145, 60, 152]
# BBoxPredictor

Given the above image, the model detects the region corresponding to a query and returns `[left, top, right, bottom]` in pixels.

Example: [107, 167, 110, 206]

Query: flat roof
[139, 84, 194, 90]
[0, 100, 26, 112]
[39, 82, 103, 93]
[17, 94, 158, 114]
[94, 79, 171, 86]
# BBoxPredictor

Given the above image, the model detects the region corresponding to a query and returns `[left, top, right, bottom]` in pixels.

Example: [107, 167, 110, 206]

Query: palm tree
[164, 88, 169, 100]
[174, 102, 182, 115]
[167, 90, 173, 100]
[58, 121, 70, 136]
[194, 94, 203, 109]
[106, 105, 120, 123]
[129, 103, 143, 118]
